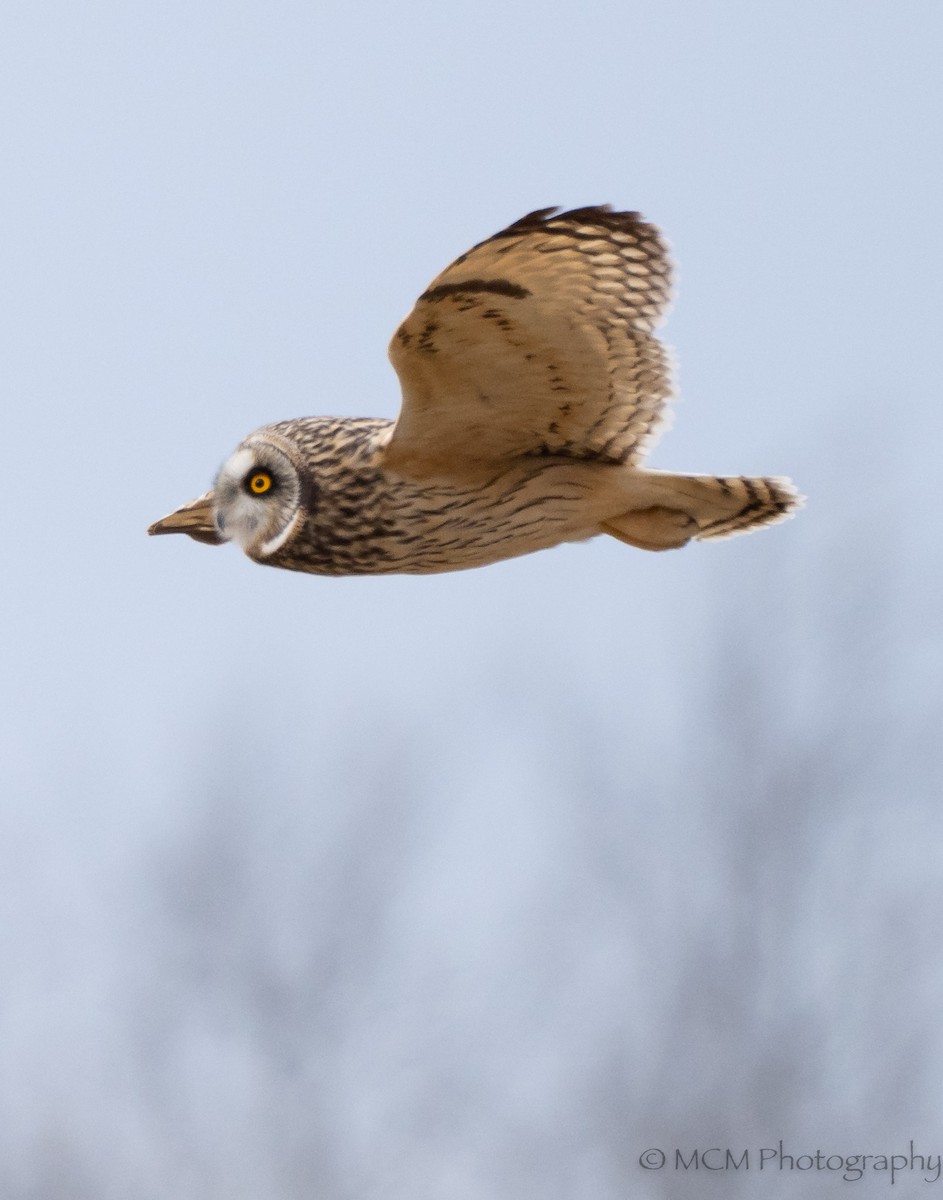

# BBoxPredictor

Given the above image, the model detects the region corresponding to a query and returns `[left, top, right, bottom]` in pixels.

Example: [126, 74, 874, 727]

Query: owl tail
[601, 471, 802, 551]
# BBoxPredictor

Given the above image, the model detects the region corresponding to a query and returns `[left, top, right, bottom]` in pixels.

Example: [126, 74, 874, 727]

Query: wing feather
[385, 206, 674, 476]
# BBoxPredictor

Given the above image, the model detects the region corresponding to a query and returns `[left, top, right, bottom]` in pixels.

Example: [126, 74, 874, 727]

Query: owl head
[149, 431, 309, 560]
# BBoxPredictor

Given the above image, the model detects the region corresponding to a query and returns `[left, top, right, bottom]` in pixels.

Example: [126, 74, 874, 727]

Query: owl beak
[148, 491, 226, 545]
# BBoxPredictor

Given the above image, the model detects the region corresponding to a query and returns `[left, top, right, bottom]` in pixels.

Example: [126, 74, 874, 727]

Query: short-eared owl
[149, 206, 800, 574]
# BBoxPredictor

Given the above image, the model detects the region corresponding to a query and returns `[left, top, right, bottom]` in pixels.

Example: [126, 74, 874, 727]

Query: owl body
[150, 206, 801, 573]
[235, 416, 631, 575]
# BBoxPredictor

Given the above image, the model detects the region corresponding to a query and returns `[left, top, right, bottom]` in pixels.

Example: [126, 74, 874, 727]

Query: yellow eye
[248, 471, 273, 495]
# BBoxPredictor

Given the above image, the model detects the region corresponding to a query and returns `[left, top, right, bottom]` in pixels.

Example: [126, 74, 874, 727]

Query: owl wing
[384, 205, 674, 476]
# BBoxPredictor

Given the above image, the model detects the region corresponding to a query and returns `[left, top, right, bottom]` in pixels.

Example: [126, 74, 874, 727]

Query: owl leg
[600, 507, 696, 551]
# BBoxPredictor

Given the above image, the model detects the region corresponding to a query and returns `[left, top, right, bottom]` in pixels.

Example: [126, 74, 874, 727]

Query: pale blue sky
[1, 2, 942, 1196]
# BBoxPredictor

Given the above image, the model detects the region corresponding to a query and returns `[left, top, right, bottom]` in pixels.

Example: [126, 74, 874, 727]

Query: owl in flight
[149, 206, 800, 574]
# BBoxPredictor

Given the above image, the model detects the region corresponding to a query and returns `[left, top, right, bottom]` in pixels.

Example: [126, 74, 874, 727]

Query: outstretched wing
[384, 205, 673, 476]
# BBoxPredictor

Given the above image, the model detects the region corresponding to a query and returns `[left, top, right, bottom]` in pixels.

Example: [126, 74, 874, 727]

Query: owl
[149, 205, 800, 574]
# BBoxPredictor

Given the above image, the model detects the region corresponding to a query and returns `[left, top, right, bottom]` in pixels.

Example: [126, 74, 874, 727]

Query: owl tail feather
[601, 471, 802, 552]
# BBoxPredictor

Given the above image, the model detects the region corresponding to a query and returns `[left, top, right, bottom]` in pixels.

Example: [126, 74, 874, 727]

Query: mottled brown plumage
[149, 206, 801, 574]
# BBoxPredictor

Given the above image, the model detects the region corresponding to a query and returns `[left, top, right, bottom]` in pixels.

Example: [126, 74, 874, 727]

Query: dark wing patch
[420, 278, 532, 303]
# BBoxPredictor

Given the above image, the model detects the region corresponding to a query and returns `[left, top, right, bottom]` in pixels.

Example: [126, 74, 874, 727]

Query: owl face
[149, 433, 306, 558]
[213, 439, 304, 558]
